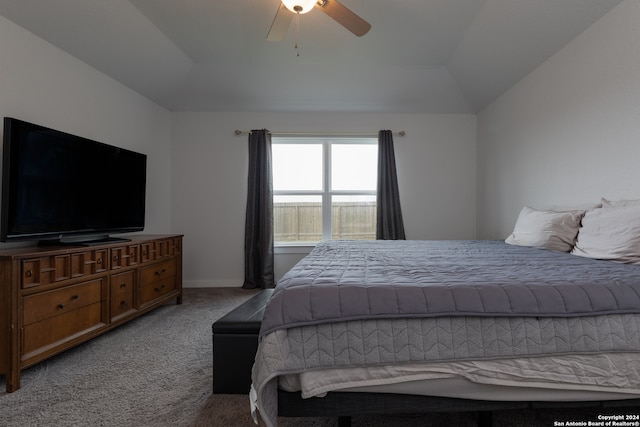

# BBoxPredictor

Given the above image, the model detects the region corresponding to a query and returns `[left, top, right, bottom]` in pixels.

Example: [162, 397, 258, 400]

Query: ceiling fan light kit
[267, 0, 371, 43]
[281, 0, 317, 14]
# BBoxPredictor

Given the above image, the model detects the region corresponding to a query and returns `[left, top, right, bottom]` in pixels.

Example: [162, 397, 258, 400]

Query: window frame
[272, 136, 378, 246]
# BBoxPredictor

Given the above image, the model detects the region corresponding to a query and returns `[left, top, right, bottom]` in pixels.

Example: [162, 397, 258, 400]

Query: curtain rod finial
[234, 130, 242, 135]
[399, 131, 406, 136]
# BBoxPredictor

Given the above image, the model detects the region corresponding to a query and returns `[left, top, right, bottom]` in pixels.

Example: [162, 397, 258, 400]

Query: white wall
[0, 15, 173, 248]
[476, 0, 640, 239]
[172, 112, 476, 287]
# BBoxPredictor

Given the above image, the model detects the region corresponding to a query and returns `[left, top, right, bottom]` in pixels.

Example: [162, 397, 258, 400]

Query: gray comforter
[252, 240, 640, 427]
[261, 240, 640, 336]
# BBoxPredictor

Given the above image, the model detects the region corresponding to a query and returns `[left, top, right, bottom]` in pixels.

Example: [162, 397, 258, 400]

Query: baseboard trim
[183, 280, 243, 288]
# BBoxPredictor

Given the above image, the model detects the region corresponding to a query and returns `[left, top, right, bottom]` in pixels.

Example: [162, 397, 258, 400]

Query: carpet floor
[0, 288, 637, 427]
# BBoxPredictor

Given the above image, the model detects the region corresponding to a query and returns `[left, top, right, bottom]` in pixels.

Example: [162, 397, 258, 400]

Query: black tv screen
[1, 117, 147, 245]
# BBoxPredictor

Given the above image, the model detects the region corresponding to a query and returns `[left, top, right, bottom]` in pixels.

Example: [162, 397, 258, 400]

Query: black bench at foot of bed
[278, 390, 640, 427]
[212, 288, 274, 394]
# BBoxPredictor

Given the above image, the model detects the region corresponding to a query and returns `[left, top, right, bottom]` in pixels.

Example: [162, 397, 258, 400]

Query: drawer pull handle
[120, 300, 128, 307]
[154, 285, 166, 292]
[59, 295, 80, 309]
[97, 258, 102, 264]
[154, 269, 167, 276]
[25, 269, 33, 277]
[120, 283, 127, 288]
[113, 256, 119, 261]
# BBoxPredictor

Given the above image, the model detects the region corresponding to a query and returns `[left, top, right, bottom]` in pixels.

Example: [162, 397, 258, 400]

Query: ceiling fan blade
[316, 0, 371, 37]
[267, 3, 294, 42]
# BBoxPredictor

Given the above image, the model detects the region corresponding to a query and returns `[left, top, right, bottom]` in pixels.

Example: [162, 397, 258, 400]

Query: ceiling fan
[267, 0, 371, 42]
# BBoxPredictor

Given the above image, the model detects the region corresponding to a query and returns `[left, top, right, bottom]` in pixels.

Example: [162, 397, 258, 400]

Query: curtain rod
[234, 130, 406, 137]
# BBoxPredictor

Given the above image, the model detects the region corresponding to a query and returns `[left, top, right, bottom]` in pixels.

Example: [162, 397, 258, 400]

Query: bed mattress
[279, 352, 640, 401]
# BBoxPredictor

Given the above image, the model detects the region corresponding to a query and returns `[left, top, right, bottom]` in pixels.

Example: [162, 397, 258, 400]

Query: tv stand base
[38, 235, 132, 247]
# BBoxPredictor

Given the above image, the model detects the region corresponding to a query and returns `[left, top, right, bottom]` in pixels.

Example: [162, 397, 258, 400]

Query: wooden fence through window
[274, 202, 376, 242]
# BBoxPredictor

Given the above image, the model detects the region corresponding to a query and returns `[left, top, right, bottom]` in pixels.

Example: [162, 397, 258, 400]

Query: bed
[250, 206, 640, 426]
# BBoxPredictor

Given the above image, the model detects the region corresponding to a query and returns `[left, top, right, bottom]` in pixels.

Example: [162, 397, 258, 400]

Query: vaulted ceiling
[0, 0, 622, 113]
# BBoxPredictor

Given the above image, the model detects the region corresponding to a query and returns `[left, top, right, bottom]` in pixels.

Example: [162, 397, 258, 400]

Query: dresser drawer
[23, 278, 105, 326]
[139, 259, 177, 285]
[70, 249, 108, 278]
[139, 259, 177, 305]
[110, 271, 136, 321]
[21, 255, 71, 289]
[22, 302, 105, 359]
[110, 245, 140, 271]
[21, 250, 109, 289]
[140, 238, 181, 263]
[139, 277, 176, 306]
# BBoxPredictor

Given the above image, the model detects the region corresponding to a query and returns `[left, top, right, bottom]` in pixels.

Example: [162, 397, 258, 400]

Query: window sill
[274, 243, 316, 255]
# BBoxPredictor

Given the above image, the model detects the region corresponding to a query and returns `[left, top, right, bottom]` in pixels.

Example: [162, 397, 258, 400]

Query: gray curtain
[376, 130, 406, 240]
[242, 129, 275, 289]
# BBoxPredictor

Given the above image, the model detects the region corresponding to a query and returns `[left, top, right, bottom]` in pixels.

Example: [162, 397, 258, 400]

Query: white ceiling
[0, 0, 622, 113]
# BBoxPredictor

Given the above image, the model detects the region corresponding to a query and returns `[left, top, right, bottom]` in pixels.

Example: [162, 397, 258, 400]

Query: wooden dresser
[0, 234, 183, 392]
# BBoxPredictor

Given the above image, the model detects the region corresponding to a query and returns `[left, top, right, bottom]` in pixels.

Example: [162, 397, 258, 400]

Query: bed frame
[277, 390, 640, 427]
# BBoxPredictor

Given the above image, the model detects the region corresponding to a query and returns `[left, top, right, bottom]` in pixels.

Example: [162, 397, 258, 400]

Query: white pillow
[601, 197, 640, 207]
[571, 205, 640, 264]
[505, 206, 584, 252]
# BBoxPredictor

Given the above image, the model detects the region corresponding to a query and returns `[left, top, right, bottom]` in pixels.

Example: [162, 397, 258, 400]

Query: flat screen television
[1, 117, 147, 245]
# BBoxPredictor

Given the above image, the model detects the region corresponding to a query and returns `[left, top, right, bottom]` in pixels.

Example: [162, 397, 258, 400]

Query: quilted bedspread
[260, 240, 640, 337]
[251, 240, 640, 427]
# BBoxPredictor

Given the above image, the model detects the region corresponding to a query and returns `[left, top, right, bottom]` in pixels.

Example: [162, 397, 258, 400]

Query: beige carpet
[1, 288, 637, 427]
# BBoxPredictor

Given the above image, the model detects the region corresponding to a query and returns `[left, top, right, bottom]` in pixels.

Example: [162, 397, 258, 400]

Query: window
[273, 137, 377, 244]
